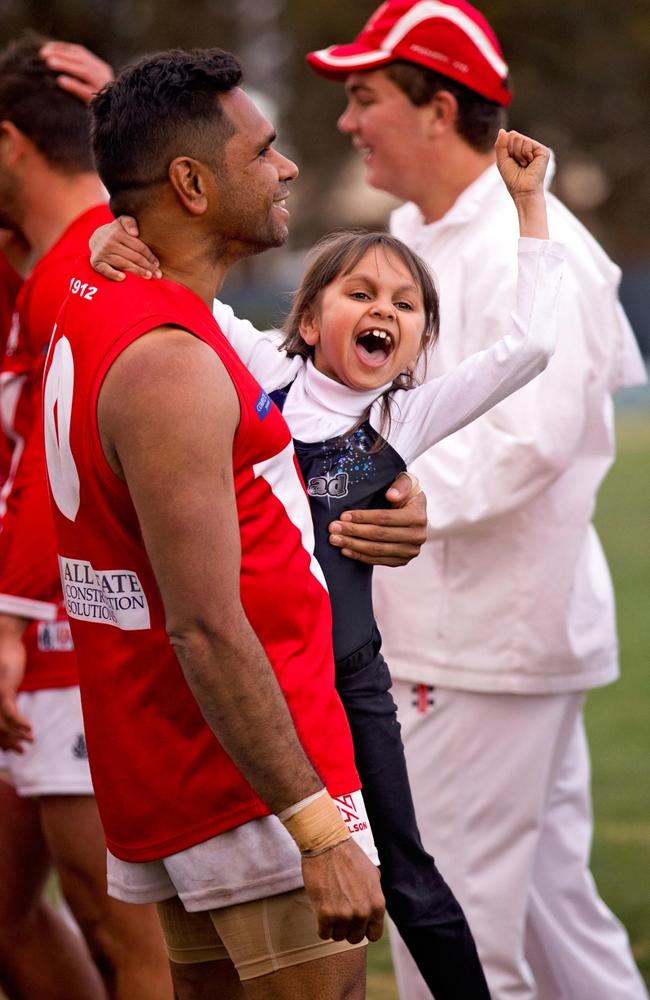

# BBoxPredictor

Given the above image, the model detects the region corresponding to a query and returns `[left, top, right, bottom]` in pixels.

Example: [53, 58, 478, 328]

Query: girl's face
[299, 247, 427, 391]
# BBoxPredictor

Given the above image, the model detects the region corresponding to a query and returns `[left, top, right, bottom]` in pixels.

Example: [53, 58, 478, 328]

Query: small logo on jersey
[71, 733, 88, 759]
[254, 390, 272, 421]
[411, 683, 435, 714]
[307, 472, 349, 499]
[334, 793, 368, 835]
[37, 620, 74, 653]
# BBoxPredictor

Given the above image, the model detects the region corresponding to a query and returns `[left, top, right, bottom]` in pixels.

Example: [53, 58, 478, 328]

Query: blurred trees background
[0, 0, 648, 340]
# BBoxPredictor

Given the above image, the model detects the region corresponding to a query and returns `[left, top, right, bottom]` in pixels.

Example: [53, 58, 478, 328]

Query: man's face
[337, 69, 432, 203]
[211, 88, 298, 255]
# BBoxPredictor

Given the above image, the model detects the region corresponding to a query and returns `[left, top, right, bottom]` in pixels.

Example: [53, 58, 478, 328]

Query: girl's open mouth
[354, 329, 394, 367]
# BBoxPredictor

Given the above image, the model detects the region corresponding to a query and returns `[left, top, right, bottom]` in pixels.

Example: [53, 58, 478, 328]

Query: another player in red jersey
[0, 37, 172, 1000]
[44, 48, 386, 999]
[0, 232, 28, 494]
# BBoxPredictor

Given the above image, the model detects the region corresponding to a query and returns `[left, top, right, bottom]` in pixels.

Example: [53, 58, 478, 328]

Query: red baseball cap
[307, 0, 512, 107]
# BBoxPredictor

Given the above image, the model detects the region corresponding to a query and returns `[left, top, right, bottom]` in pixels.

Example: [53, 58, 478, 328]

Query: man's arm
[99, 327, 384, 941]
[99, 328, 325, 809]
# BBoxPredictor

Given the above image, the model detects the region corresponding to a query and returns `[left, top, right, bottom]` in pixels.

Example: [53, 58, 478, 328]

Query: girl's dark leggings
[335, 633, 490, 1000]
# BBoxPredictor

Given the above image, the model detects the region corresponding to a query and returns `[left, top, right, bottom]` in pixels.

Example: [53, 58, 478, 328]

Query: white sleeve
[212, 299, 301, 391]
[380, 238, 565, 465]
[401, 231, 633, 535]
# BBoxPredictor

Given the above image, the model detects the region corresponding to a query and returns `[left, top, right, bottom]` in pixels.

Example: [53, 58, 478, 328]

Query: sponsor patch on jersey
[37, 619, 74, 653]
[59, 556, 150, 631]
[307, 472, 349, 499]
[254, 389, 272, 421]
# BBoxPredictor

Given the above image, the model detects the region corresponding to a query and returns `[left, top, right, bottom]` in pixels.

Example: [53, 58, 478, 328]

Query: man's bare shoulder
[104, 326, 229, 396]
[98, 326, 239, 477]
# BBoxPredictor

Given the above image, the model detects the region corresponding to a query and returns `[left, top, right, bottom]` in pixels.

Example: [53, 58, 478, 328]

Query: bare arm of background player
[98, 327, 384, 943]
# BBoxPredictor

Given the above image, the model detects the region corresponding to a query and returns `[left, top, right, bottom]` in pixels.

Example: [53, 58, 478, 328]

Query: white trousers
[389, 682, 647, 1000]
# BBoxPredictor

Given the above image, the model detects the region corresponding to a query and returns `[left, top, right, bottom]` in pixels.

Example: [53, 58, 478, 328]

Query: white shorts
[108, 789, 379, 911]
[0, 686, 94, 797]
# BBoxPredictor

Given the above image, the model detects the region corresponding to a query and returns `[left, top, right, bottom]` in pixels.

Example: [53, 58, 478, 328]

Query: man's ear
[426, 90, 459, 137]
[168, 156, 211, 216]
[0, 121, 30, 166]
[298, 308, 320, 347]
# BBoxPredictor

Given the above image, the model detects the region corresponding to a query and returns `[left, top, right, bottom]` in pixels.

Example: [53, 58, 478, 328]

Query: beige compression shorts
[157, 888, 366, 981]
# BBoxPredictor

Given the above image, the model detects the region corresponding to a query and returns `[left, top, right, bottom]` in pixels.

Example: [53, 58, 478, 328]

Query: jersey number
[44, 333, 81, 522]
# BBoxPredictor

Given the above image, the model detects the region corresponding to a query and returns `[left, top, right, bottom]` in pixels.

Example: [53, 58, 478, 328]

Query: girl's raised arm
[379, 131, 564, 465]
[495, 128, 549, 240]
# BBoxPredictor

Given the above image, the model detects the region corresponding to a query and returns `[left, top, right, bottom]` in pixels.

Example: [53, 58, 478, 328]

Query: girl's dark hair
[282, 230, 440, 445]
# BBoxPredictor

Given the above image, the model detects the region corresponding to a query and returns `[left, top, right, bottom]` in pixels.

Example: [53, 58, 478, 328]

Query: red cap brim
[307, 44, 394, 81]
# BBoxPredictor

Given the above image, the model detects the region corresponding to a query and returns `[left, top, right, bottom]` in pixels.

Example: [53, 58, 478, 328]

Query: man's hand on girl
[328, 473, 427, 567]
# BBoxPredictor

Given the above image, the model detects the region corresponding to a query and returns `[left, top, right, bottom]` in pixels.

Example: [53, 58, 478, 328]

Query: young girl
[91, 129, 564, 999]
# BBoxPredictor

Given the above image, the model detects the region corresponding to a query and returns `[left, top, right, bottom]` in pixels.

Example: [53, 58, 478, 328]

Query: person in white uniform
[308, 2, 648, 999]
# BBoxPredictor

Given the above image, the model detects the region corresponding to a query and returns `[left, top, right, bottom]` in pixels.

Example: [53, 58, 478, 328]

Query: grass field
[366, 410, 650, 998]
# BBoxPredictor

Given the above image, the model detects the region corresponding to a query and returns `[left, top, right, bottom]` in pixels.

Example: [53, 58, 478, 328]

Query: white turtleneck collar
[281, 359, 392, 443]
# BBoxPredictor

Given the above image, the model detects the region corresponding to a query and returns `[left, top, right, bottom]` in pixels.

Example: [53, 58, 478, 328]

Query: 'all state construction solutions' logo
[59, 556, 150, 631]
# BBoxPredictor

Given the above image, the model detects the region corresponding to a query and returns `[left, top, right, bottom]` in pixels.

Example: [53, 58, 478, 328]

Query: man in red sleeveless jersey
[0, 37, 173, 999]
[41, 48, 385, 999]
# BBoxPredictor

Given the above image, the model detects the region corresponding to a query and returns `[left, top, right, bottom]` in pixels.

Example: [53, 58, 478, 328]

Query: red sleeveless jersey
[0, 206, 112, 691]
[0, 249, 22, 368]
[0, 248, 22, 520]
[1, 206, 111, 515]
[44, 259, 358, 861]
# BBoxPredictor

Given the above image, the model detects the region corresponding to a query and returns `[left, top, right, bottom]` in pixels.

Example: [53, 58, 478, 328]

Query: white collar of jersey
[304, 359, 392, 418]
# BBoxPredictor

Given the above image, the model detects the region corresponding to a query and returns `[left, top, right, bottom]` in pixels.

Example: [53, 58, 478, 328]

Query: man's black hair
[90, 48, 242, 216]
[0, 33, 94, 173]
[385, 61, 508, 153]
